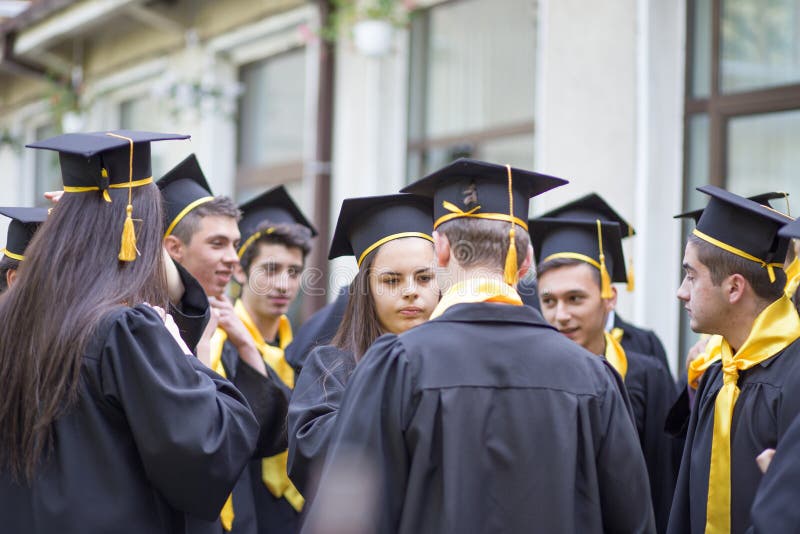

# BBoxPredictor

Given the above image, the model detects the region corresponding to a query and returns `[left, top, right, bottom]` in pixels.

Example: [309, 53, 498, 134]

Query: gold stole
[785, 256, 800, 299]
[208, 302, 304, 531]
[704, 295, 800, 533]
[429, 277, 523, 320]
[603, 331, 628, 380]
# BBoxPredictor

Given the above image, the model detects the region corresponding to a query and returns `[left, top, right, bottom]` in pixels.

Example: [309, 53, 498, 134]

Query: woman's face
[369, 237, 439, 335]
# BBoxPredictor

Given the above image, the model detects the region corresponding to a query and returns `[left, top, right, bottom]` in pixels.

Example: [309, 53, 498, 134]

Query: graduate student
[528, 193, 670, 371]
[531, 216, 678, 533]
[219, 186, 316, 534]
[0, 131, 260, 533]
[301, 159, 655, 534]
[746, 210, 800, 533]
[0, 207, 48, 293]
[287, 193, 438, 499]
[158, 156, 290, 534]
[667, 186, 800, 534]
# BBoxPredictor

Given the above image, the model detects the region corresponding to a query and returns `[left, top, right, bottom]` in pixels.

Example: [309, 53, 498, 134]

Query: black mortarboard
[675, 191, 790, 223]
[329, 194, 433, 267]
[693, 185, 793, 283]
[402, 158, 567, 284]
[538, 193, 635, 237]
[0, 207, 49, 261]
[27, 130, 189, 189]
[779, 216, 800, 240]
[237, 185, 318, 258]
[157, 154, 215, 237]
[27, 130, 190, 261]
[530, 217, 626, 298]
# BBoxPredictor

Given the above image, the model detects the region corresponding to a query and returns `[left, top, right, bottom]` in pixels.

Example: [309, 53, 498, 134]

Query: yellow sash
[785, 256, 800, 299]
[603, 331, 628, 380]
[429, 277, 523, 320]
[704, 295, 800, 533]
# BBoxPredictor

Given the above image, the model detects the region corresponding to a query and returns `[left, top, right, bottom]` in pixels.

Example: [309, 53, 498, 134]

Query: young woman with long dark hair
[286, 193, 439, 499]
[0, 131, 260, 534]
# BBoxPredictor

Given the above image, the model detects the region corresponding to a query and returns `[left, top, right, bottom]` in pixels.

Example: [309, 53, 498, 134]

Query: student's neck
[242, 299, 281, 343]
[586, 333, 607, 357]
[720, 299, 771, 353]
[446, 264, 507, 289]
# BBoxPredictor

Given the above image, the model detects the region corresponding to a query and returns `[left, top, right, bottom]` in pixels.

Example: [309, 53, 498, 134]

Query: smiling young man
[667, 186, 800, 534]
[158, 155, 291, 534]
[532, 216, 677, 534]
[218, 185, 316, 534]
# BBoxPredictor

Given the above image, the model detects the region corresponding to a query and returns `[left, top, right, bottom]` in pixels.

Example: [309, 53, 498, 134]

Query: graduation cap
[530, 217, 626, 299]
[401, 158, 568, 285]
[27, 130, 189, 261]
[0, 207, 49, 261]
[693, 185, 794, 283]
[157, 154, 216, 237]
[537, 192, 636, 291]
[237, 185, 318, 258]
[675, 191, 790, 223]
[329, 193, 433, 267]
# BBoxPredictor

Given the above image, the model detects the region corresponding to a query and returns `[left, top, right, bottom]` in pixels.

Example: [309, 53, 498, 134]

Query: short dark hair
[170, 196, 240, 244]
[239, 222, 313, 274]
[0, 256, 20, 294]
[437, 217, 529, 272]
[688, 235, 786, 302]
[536, 256, 601, 287]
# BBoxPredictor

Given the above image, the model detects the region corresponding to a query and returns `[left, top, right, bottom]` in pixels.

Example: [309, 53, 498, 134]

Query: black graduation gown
[748, 411, 800, 533]
[625, 350, 680, 534]
[667, 340, 800, 534]
[169, 259, 211, 353]
[286, 345, 355, 498]
[0, 305, 259, 534]
[301, 303, 656, 534]
[614, 314, 671, 374]
[219, 341, 292, 534]
[285, 291, 349, 372]
[516, 277, 541, 311]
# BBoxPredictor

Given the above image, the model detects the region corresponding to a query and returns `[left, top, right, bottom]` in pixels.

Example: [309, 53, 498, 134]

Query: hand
[685, 336, 710, 371]
[208, 296, 267, 376]
[195, 308, 219, 369]
[44, 190, 64, 204]
[756, 448, 775, 474]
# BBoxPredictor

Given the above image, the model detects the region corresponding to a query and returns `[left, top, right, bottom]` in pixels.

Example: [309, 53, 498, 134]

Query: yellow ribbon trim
[1, 249, 24, 261]
[704, 295, 800, 533]
[357, 231, 434, 267]
[430, 277, 523, 320]
[693, 228, 784, 283]
[237, 227, 275, 259]
[687, 334, 723, 390]
[610, 326, 624, 344]
[220, 494, 234, 531]
[543, 252, 603, 272]
[784, 256, 800, 298]
[433, 200, 528, 231]
[164, 196, 215, 237]
[63, 176, 154, 203]
[603, 331, 628, 380]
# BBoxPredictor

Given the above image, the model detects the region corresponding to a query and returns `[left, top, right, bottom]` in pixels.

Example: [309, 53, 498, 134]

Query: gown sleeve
[99, 305, 259, 520]
[287, 345, 354, 497]
[168, 259, 210, 353]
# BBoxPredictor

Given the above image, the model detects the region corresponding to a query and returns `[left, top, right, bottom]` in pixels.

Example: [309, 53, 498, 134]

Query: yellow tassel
[119, 204, 138, 262]
[626, 259, 635, 292]
[600, 252, 613, 299]
[504, 227, 518, 286]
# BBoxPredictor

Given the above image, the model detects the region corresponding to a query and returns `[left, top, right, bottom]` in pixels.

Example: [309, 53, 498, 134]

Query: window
[119, 96, 167, 174]
[680, 0, 800, 361]
[236, 47, 307, 201]
[407, 0, 537, 179]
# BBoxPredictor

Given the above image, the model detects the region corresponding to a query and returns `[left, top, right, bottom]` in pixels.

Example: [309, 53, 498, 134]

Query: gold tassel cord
[596, 219, 613, 299]
[503, 164, 518, 286]
[105, 132, 139, 262]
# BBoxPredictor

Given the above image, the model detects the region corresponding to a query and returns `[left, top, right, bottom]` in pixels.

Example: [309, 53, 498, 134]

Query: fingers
[44, 190, 64, 204]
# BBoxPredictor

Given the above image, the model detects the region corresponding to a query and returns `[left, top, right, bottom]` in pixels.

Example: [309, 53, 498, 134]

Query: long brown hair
[0, 184, 167, 481]
[331, 252, 384, 361]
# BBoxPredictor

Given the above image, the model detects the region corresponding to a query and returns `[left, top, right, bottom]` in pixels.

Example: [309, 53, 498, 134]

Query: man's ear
[433, 231, 451, 268]
[6, 268, 17, 288]
[726, 273, 747, 304]
[163, 235, 184, 262]
[603, 285, 618, 313]
[517, 244, 534, 280]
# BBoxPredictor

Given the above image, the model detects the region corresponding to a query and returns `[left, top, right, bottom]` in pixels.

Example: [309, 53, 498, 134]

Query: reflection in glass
[722, 0, 800, 93]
